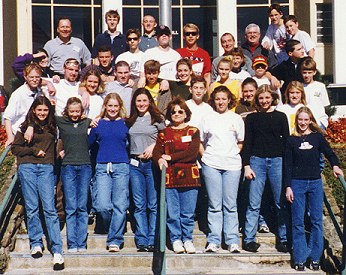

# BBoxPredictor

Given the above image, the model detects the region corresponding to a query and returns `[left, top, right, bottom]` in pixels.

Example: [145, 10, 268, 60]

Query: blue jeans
[18, 163, 63, 254]
[291, 178, 323, 264]
[202, 164, 241, 245]
[244, 156, 287, 244]
[166, 188, 198, 243]
[61, 164, 92, 249]
[94, 163, 129, 246]
[130, 160, 157, 246]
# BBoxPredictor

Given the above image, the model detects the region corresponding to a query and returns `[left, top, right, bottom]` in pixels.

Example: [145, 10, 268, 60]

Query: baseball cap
[252, 55, 268, 68]
[156, 25, 171, 37]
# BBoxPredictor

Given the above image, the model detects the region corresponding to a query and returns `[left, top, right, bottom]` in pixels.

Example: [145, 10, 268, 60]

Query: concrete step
[14, 231, 277, 252]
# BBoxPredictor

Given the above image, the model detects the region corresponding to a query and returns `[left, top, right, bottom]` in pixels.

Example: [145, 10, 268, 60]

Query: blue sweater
[284, 132, 340, 187]
[88, 118, 129, 164]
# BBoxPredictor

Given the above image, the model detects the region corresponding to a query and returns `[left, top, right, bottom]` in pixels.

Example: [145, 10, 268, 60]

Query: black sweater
[242, 110, 289, 166]
[284, 132, 340, 187]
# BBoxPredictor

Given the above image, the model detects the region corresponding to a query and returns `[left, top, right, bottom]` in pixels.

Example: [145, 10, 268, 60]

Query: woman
[11, 96, 64, 270]
[242, 84, 289, 253]
[126, 88, 165, 252]
[285, 107, 343, 271]
[153, 97, 200, 254]
[88, 93, 129, 252]
[201, 86, 244, 253]
[169, 59, 194, 100]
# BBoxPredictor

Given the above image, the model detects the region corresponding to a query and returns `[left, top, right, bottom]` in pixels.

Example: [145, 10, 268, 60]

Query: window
[316, 3, 332, 44]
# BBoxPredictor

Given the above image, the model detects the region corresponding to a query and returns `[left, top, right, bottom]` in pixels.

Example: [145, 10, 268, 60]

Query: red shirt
[176, 47, 211, 77]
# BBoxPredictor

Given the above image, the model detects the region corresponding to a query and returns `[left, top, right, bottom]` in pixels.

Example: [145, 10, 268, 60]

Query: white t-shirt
[140, 46, 181, 81]
[229, 70, 251, 83]
[52, 79, 80, 116]
[200, 110, 244, 170]
[304, 81, 330, 128]
[292, 30, 315, 56]
[277, 103, 305, 134]
[85, 93, 103, 119]
[115, 51, 144, 79]
[186, 99, 213, 130]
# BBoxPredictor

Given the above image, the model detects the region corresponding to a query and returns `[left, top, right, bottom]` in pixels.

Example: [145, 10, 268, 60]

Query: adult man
[212, 33, 253, 82]
[176, 23, 211, 87]
[139, 25, 181, 85]
[138, 15, 158, 52]
[104, 61, 133, 115]
[91, 9, 127, 64]
[52, 58, 81, 115]
[241, 24, 278, 70]
[44, 17, 91, 76]
[116, 29, 144, 80]
[96, 46, 115, 83]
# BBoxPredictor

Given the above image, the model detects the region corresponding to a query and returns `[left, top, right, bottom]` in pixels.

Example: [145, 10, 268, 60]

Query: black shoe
[276, 242, 289, 253]
[243, 242, 260, 252]
[310, 261, 320, 271]
[295, 263, 305, 271]
[137, 245, 148, 252]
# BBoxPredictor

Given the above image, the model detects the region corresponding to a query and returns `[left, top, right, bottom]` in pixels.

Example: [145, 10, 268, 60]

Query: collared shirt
[139, 33, 158, 52]
[3, 84, 43, 134]
[44, 37, 91, 75]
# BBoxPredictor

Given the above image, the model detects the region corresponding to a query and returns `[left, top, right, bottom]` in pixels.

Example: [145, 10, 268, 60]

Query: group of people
[3, 3, 344, 272]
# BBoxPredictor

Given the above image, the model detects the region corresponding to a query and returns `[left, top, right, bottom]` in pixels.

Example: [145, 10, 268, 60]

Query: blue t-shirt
[88, 118, 129, 163]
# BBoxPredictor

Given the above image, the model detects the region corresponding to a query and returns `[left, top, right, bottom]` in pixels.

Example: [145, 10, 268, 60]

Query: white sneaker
[78, 248, 87, 252]
[172, 240, 184, 254]
[67, 248, 77, 253]
[184, 240, 196, 254]
[30, 246, 43, 258]
[228, 243, 241, 253]
[205, 243, 219, 253]
[53, 253, 64, 271]
[108, 244, 120, 252]
[258, 223, 270, 233]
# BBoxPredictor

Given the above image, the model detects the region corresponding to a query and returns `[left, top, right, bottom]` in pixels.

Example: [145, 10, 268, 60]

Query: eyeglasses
[171, 110, 185, 115]
[127, 37, 139, 41]
[184, 32, 198, 37]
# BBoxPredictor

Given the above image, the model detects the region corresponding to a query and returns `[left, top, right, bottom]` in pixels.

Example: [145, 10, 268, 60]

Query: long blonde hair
[293, 106, 323, 136]
[284, 81, 306, 105]
[99, 93, 127, 119]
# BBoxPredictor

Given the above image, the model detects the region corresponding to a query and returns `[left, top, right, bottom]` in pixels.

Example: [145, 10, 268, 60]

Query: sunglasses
[254, 64, 267, 69]
[171, 110, 185, 115]
[64, 59, 80, 67]
[127, 37, 139, 41]
[184, 32, 198, 37]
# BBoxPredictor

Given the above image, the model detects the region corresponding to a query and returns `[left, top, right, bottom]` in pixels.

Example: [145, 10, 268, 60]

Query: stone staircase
[5, 222, 325, 274]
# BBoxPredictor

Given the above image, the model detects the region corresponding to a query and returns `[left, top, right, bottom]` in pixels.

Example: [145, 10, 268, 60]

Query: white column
[102, 0, 123, 33]
[217, 0, 237, 55]
[333, 0, 346, 83]
[17, 0, 32, 54]
[0, 0, 3, 85]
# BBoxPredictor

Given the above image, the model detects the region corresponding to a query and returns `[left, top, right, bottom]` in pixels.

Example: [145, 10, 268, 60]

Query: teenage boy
[300, 57, 329, 129]
[96, 46, 115, 82]
[138, 15, 158, 52]
[177, 23, 212, 87]
[284, 15, 315, 58]
[91, 9, 127, 64]
[116, 29, 144, 80]
[270, 39, 305, 100]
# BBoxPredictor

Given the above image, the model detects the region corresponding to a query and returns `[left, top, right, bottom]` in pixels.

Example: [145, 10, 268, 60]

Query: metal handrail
[0, 146, 16, 219]
[323, 175, 346, 275]
[159, 166, 167, 275]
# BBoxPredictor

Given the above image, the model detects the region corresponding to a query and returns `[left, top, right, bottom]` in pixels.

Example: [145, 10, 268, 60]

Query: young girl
[79, 67, 104, 119]
[277, 81, 306, 134]
[88, 93, 130, 252]
[169, 59, 194, 100]
[229, 47, 251, 83]
[11, 96, 64, 271]
[210, 57, 239, 100]
[235, 77, 258, 120]
[56, 97, 93, 252]
[126, 88, 165, 252]
[242, 85, 289, 253]
[284, 107, 343, 271]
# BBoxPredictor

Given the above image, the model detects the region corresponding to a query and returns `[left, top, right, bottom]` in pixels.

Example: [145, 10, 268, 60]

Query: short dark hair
[299, 56, 317, 72]
[285, 39, 301, 54]
[105, 9, 120, 21]
[114, 61, 130, 71]
[166, 97, 192, 123]
[144, 60, 160, 73]
[242, 77, 258, 90]
[190, 76, 207, 88]
[268, 3, 283, 16]
[284, 14, 298, 25]
[97, 45, 112, 54]
[126, 28, 141, 38]
[57, 17, 72, 27]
